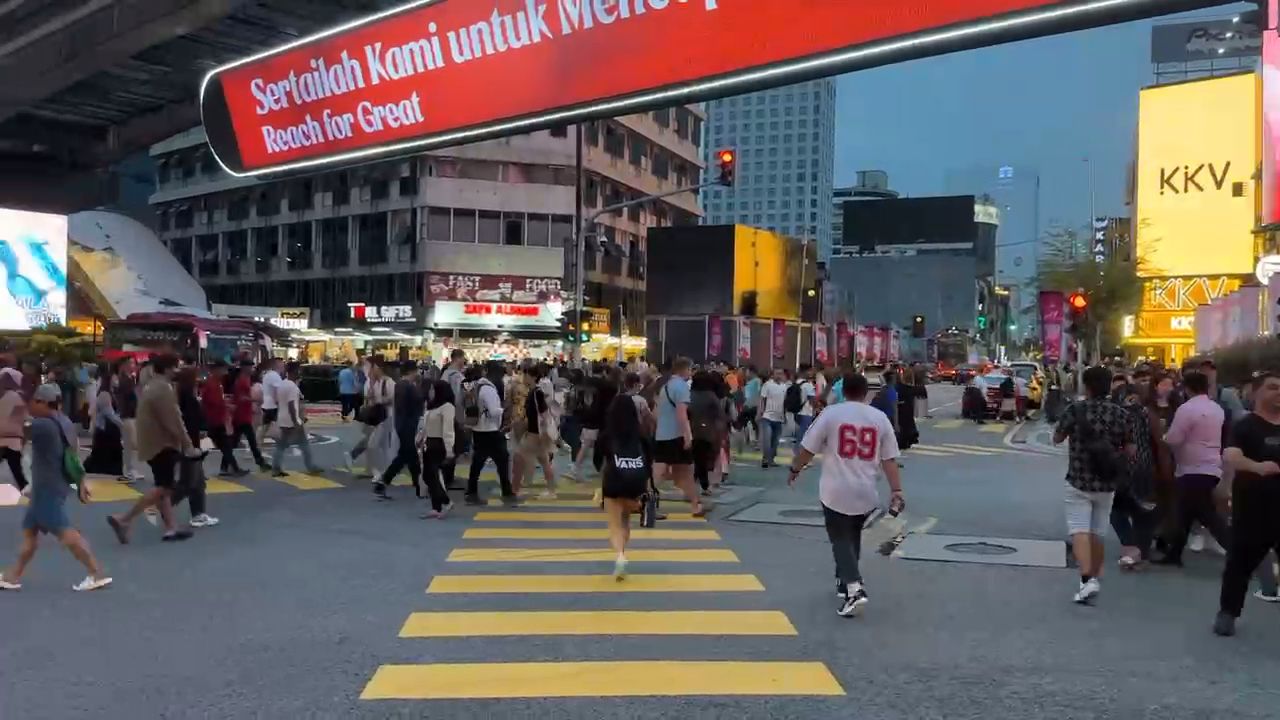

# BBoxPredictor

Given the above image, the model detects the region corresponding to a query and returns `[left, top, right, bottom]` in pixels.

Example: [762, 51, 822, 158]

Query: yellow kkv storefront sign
[1129, 275, 1244, 343]
[1135, 72, 1259, 279]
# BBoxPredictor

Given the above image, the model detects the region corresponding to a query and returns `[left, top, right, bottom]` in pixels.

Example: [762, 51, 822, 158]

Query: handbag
[61, 429, 85, 487]
[640, 490, 659, 528]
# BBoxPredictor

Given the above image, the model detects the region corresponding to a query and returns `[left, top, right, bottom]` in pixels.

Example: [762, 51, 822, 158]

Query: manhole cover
[779, 509, 825, 519]
[944, 542, 1017, 556]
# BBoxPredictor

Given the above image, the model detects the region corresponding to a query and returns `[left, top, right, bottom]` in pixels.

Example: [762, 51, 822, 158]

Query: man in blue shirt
[741, 367, 761, 444]
[0, 384, 111, 592]
[337, 361, 358, 422]
[653, 357, 705, 517]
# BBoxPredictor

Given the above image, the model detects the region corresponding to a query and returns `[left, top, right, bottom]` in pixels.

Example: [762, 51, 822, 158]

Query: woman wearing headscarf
[83, 367, 125, 480]
[0, 367, 28, 491]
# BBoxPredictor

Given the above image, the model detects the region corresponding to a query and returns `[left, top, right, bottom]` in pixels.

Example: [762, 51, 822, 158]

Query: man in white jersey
[787, 372, 905, 618]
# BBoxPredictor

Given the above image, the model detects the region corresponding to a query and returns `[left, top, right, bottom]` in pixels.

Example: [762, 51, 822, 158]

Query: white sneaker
[143, 508, 159, 526]
[190, 514, 220, 528]
[0, 573, 20, 590]
[1253, 589, 1280, 603]
[537, 491, 558, 501]
[1188, 533, 1205, 553]
[72, 575, 112, 592]
[613, 553, 628, 581]
[19, 485, 30, 498]
[1073, 578, 1100, 605]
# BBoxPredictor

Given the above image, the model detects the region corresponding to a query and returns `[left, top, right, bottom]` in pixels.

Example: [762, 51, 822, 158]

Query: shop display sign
[199, 0, 1149, 175]
[348, 302, 419, 324]
[432, 300, 558, 329]
[427, 272, 562, 303]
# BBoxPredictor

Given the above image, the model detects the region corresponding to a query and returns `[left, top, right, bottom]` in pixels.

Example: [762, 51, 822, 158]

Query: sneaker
[463, 495, 485, 506]
[836, 580, 848, 599]
[190, 514, 220, 528]
[342, 451, 354, 473]
[1213, 611, 1236, 637]
[1253, 590, 1280, 603]
[0, 573, 20, 590]
[72, 575, 112, 592]
[838, 584, 869, 617]
[1073, 578, 1101, 605]
[1188, 533, 1206, 553]
[420, 502, 454, 520]
[116, 475, 132, 484]
[537, 491, 558, 501]
[372, 482, 389, 500]
[19, 484, 30, 498]
[613, 553, 628, 581]
[1117, 555, 1139, 570]
[501, 495, 521, 508]
[143, 508, 159, 527]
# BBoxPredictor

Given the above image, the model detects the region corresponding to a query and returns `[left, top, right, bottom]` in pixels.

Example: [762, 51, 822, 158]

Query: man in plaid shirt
[1054, 366, 1135, 605]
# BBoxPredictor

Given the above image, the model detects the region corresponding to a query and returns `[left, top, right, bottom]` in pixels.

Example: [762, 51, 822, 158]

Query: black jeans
[2, 446, 26, 490]
[207, 425, 243, 473]
[230, 422, 266, 467]
[823, 504, 869, 586]
[1221, 478, 1280, 617]
[466, 430, 514, 499]
[1110, 490, 1157, 559]
[379, 430, 421, 489]
[1164, 476, 1231, 562]
[340, 393, 358, 420]
[421, 438, 454, 511]
[692, 438, 716, 491]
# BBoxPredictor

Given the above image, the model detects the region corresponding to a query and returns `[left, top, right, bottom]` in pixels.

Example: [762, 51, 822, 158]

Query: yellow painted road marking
[904, 448, 949, 457]
[399, 610, 796, 637]
[462, 527, 719, 541]
[361, 661, 845, 699]
[980, 423, 1008, 434]
[938, 443, 1020, 455]
[932, 419, 965, 429]
[913, 444, 996, 456]
[447, 547, 740, 563]
[83, 478, 143, 503]
[513, 499, 600, 508]
[473, 511, 704, 523]
[204, 478, 253, 494]
[427, 573, 764, 594]
[271, 472, 344, 490]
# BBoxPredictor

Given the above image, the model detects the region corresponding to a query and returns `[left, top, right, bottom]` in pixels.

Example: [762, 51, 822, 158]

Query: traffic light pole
[571, 178, 729, 366]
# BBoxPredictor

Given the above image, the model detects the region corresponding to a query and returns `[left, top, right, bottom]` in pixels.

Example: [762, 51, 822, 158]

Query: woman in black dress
[83, 363, 124, 479]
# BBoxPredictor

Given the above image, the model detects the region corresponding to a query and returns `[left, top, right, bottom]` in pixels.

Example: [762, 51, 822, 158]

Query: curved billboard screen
[200, 0, 1210, 176]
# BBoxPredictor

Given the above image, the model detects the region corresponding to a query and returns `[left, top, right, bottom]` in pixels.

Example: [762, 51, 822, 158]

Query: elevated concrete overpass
[0, 0, 396, 212]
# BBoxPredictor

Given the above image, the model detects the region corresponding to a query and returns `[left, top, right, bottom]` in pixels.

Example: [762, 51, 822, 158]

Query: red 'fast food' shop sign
[200, 0, 1208, 176]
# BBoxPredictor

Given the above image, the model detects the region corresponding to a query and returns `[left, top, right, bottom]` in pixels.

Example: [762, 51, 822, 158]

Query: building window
[285, 222, 313, 270]
[197, 234, 219, 277]
[391, 208, 416, 263]
[551, 215, 573, 247]
[549, 124, 569, 138]
[653, 107, 671, 128]
[527, 214, 550, 247]
[253, 228, 276, 274]
[357, 213, 389, 266]
[398, 175, 419, 198]
[503, 214, 524, 246]
[225, 230, 248, 276]
[426, 208, 451, 243]
[169, 237, 193, 274]
[477, 210, 502, 244]
[321, 217, 350, 269]
[287, 179, 314, 211]
[453, 209, 477, 243]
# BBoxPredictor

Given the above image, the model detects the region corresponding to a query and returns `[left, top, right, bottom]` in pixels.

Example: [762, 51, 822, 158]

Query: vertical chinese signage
[771, 319, 787, 360]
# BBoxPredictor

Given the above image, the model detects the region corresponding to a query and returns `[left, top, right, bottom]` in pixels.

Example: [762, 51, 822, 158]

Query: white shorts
[1064, 482, 1114, 536]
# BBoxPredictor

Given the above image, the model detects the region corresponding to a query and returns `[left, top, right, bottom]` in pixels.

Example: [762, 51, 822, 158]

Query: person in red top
[202, 361, 248, 477]
[230, 359, 269, 471]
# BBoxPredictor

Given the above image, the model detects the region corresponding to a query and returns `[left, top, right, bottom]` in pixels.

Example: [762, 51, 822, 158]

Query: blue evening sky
[834, 3, 1252, 229]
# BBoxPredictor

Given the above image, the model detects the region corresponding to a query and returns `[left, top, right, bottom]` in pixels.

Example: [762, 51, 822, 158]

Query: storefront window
[477, 210, 502, 244]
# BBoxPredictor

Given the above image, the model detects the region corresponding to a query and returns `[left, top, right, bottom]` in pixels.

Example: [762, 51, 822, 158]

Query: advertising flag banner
[813, 325, 830, 364]
[707, 315, 723, 358]
[836, 321, 851, 361]
[200, 0, 1185, 175]
[1039, 291, 1065, 364]
[772, 319, 786, 360]
[737, 318, 751, 360]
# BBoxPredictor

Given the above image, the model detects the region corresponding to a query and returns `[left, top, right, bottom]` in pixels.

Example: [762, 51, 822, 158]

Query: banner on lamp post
[737, 318, 752, 360]
[1039, 291, 1066, 364]
[814, 325, 830, 364]
[707, 315, 723, 358]
[772, 319, 787, 360]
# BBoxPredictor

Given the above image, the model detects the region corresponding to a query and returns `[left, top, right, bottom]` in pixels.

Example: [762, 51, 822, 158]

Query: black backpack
[999, 376, 1016, 399]
[783, 381, 805, 414]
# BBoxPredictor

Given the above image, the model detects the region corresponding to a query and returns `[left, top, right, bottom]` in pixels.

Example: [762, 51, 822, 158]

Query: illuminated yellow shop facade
[1128, 72, 1260, 365]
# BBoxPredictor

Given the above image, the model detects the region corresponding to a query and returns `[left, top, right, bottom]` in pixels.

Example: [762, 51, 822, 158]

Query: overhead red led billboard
[200, 0, 1216, 176]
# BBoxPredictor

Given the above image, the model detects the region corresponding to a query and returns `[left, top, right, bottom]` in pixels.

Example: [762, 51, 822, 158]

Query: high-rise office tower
[701, 79, 837, 258]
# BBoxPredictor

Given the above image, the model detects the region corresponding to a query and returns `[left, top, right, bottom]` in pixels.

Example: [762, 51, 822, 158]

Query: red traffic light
[1068, 292, 1089, 311]
[716, 148, 736, 186]
[718, 149, 735, 164]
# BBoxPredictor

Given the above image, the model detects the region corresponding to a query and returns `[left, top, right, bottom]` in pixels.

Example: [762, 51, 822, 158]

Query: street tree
[1036, 226, 1145, 354]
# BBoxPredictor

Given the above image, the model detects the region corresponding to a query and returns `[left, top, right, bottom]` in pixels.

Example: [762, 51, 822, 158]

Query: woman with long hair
[602, 386, 651, 580]
[83, 367, 125, 480]
[173, 367, 217, 528]
[418, 380, 456, 519]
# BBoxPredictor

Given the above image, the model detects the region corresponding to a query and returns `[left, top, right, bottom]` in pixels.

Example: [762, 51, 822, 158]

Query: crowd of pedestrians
[1053, 357, 1280, 637]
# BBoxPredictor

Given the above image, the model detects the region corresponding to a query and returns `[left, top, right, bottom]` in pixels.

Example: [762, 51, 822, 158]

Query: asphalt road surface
[2, 384, 1278, 719]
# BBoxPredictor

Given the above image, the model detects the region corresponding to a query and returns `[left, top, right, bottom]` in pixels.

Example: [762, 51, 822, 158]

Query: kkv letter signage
[200, 0, 1186, 175]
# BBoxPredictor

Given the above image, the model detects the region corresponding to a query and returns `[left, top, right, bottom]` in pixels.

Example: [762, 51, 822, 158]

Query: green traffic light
[977, 316, 988, 330]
